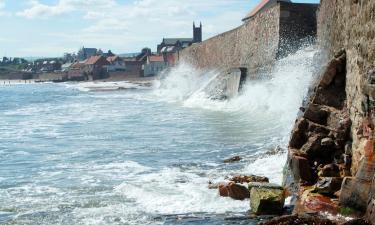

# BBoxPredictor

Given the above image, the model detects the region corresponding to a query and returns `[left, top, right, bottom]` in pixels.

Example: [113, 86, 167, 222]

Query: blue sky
[0, 0, 319, 57]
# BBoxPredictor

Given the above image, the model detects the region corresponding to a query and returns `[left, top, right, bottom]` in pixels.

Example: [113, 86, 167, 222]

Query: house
[106, 56, 126, 72]
[83, 56, 110, 80]
[61, 62, 73, 72]
[157, 22, 202, 54]
[40, 60, 61, 73]
[123, 58, 144, 77]
[143, 55, 168, 77]
[77, 47, 98, 60]
[68, 62, 86, 81]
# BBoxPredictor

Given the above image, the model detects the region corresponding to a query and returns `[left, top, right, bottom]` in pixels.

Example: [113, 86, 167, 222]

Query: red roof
[107, 56, 120, 63]
[85, 56, 109, 65]
[149, 55, 164, 62]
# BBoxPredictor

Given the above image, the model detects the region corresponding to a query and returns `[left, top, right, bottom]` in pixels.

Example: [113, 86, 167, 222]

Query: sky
[0, 0, 320, 57]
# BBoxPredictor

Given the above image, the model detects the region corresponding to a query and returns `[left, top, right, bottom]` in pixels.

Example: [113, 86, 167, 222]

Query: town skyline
[0, 0, 319, 57]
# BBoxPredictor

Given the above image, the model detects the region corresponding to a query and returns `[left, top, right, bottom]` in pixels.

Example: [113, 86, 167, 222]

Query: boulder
[313, 177, 343, 195]
[304, 104, 330, 125]
[218, 183, 230, 197]
[289, 118, 309, 149]
[249, 182, 285, 215]
[218, 182, 249, 200]
[290, 154, 314, 183]
[229, 174, 269, 184]
[227, 182, 249, 200]
[339, 177, 371, 211]
[223, 156, 242, 163]
[318, 164, 340, 177]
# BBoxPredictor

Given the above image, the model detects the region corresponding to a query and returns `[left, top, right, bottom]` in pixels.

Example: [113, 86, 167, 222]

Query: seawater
[0, 48, 317, 225]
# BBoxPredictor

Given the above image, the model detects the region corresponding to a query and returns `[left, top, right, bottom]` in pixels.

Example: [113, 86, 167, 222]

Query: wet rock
[218, 182, 250, 200]
[321, 137, 334, 147]
[259, 214, 337, 225]
[289, 118, 309, 149]
[303, 193, 339, 214]
[223, 156, 242, 163]
[313, 177, 343, 195]
[218, 183, 230, 197]
[249, 182, 285, 215]
[365, 199, 375, 224]
[227, 182, 250, 200]
[290, 154, 314, 183]
[339, 177, 371, 211]
[229, 174, 269, 184]
[342, 219, 372, 225]
[304, 104, 330, 125]
[318, 164, 340, 177]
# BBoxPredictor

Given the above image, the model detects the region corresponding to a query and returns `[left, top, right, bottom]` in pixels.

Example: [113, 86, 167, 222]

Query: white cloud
[16, 0, 116, 19]
[12, 0, 249, 55]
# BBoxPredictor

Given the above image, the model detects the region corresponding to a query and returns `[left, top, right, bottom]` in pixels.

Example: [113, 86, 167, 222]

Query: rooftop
[85, 56, 108, 65]
[149, 55, 164, 62]
[242, 0, 291, 21]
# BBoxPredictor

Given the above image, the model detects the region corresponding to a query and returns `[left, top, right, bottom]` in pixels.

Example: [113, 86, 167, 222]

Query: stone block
[249, 183, 285, 215]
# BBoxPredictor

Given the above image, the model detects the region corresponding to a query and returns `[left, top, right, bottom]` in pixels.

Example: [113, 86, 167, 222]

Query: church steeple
[193, 21, 202, 43]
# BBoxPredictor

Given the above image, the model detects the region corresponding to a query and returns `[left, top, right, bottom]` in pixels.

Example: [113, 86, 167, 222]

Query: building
[143, 55, 168, 77]
[106, 56, 126, 72]
[83, 55, 110, 80]
[68, 62, 86, 81]
[157, 22, 202, 54]
[77, 47, 98, 61]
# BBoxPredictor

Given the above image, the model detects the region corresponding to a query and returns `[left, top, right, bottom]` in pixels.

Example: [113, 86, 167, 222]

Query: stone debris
[223, 156, 242, 163]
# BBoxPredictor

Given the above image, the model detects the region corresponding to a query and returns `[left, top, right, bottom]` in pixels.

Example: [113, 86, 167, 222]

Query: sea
[0, 48, 317, 225]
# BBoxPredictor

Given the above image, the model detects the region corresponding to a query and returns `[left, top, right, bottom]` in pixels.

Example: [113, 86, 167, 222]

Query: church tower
[193, 22, 202, 43]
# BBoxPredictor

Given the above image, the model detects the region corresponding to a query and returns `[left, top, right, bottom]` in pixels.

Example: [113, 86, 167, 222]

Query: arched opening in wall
[239, 67, 248, 92]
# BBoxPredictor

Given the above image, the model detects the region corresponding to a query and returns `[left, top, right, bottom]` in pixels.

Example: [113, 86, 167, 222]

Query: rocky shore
[208, 0, 375, 224]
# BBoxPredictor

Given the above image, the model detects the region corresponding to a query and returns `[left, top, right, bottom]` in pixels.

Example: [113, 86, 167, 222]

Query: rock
[339, 177, 372, 211]
[321, 137, 334, 146]
[318, 164, 340, 177]
[218, 183, 230, 197]
[289, 118, 309, 149]
[229, 174, 269, 184]
[218, 182, 250, 200]
[249, 182, 285, 215]
[342, 219, 372, 225]
[365, 199, 375, 224]
[314, 177, 343, 195]
[303, 193, 339, 214]
[259, 214, 337, 225]
[304, 104, 330, 125]
[227, 182, 250, 200]
[290, 154, 314, 183]
[223, 156, 242, 163]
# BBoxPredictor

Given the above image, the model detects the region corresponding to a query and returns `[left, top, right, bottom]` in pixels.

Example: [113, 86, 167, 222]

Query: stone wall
[317, 0, 375, 177]
[284, 0, 375, 217]
[180, 2, 318, 76]
[180, 4, 281, 75]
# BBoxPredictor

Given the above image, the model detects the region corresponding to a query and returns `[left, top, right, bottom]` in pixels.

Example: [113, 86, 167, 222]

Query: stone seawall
[284, 0, 375, 219]
[180, 2, 318, 76]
